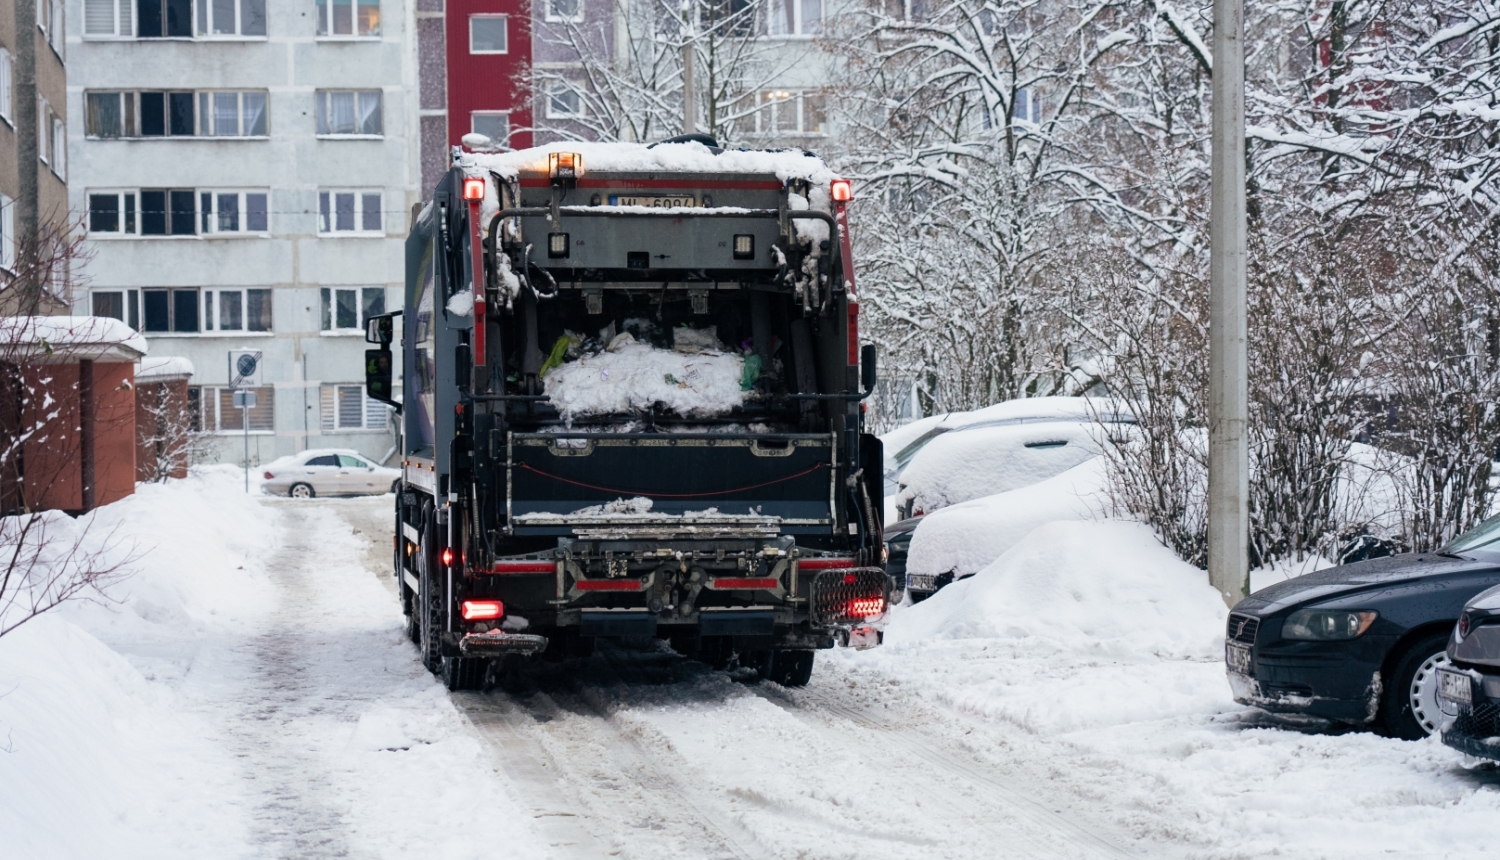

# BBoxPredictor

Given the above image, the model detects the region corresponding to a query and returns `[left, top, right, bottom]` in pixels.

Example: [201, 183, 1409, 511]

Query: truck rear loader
[364, 138, 888, 690]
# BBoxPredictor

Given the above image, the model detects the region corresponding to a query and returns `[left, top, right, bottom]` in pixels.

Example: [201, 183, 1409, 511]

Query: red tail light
[462, 177, 486, 200]
[441, 548, 455, 567]
[263, 471, 274, 480]
[830, 179, 853, 202]
[847, 596, 885, 618]
[461, 600, 504, 620]
[847, 301, 859, 365]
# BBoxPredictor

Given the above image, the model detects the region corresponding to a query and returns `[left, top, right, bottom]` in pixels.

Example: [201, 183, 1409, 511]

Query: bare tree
[137, 379, 218, 483]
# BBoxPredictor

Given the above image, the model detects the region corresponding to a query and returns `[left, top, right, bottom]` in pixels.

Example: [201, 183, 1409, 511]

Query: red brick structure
[135, 357, 196, 483]
[0, 317, 146, 514]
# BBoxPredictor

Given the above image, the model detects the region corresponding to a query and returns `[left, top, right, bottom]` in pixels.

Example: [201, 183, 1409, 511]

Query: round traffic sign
[237, 354, 258, 377]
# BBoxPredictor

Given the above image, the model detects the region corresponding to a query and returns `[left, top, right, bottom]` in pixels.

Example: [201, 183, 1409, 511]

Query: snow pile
[890, 520, 1226, 660]
[904, 457, 1109, 578]
[543, 334, 746, 420]
[572, 496, 655, 516]
[446, 290, 474, 317]
[896, 421, 1104, 514]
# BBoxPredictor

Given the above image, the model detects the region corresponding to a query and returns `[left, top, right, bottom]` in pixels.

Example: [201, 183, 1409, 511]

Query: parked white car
[262, 449, 400, 498]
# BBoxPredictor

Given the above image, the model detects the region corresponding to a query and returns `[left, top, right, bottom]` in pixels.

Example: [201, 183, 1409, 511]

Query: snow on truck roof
[455, 140, 842, 225]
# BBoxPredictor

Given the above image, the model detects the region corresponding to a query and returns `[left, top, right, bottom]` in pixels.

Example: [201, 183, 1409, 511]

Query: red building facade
[419, 0, 533, 194]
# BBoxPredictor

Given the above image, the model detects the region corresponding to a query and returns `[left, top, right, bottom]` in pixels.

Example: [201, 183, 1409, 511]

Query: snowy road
[314, 496, 1156, 860]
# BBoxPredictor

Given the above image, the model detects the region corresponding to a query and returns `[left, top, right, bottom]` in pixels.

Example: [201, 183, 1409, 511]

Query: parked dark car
[1438, 582, 1500, 759]
[1225, 518, 1500, 739]
[884, 516, 951, 602]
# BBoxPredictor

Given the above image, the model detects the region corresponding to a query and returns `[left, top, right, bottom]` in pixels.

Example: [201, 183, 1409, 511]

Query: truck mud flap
[579, 611, 658, 638]
[699, 609, 776, 637]
[459, 631, 550, 656]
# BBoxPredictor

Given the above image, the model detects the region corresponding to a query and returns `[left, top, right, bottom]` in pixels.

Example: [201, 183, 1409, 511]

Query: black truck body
[366, 140, 887, 689]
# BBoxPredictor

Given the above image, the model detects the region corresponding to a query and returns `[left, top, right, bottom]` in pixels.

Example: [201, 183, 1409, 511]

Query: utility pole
[1208, 0, 1249, 606]
[687, 3, 696, 135]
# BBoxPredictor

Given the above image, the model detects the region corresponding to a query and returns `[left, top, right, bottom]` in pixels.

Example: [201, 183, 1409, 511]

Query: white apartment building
[66, 0, 418, 467]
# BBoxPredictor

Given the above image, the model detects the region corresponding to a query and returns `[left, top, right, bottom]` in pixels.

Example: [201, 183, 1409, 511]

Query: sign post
[228, 351, 262, 494]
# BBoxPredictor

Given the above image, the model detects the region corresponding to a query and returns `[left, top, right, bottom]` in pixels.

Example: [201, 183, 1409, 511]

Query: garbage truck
[364, 136, 887, 690]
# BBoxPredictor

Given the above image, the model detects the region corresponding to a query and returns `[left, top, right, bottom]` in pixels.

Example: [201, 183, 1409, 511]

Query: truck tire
[416, 513, 444, 675]
[766, 650, 815, 687]
[442, 656, 488, 691]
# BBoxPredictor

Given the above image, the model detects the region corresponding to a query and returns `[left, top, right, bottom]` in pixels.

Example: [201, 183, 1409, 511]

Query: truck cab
[368, 139, 887, 690]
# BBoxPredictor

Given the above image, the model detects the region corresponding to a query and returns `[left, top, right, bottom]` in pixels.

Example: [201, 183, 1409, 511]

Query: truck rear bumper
[460, 631, 550, 656]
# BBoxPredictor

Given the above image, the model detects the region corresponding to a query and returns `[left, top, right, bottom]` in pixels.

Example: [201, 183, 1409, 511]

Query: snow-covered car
[1227, 515, 1500, 739]
[1439, 582, 1500, 759]
[261, 449, 400, 498]
[883, 516, 945, 602]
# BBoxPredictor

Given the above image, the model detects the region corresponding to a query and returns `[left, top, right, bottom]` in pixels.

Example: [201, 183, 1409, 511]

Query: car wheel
[289, 483, 315, 499]
[1381, 632, 1453, 740]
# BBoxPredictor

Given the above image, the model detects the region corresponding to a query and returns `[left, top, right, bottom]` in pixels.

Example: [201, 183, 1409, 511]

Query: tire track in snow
[752, 682, 1147, 860]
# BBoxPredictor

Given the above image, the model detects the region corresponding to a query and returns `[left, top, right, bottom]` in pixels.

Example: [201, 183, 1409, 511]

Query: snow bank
[904, 457, 1109, 578]
[543, 337, 746, 420]
[0, 467, 271, 857]
[896, 421, 1104, 514]
[891, 520, 1225, 660]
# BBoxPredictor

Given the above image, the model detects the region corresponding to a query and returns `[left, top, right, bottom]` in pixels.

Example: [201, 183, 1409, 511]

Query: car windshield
[1444, 513, 1500, 555]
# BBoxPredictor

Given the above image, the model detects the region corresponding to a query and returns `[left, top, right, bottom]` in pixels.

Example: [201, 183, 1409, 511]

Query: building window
[0, 49, 12, 122]
[85, 90, 268, 138]
[143, 287, 202, 333]
[544, 0, 582, 22]
[51, 116, 66, 179]
[199, 190, 270, 234]
[37, 99, 49, 164]
[321, 384, 387, 431]
[212, 386, 275, 432]
[318, 191, 383, 234]
[197, 0, 268, 36]
[84, 0, 134, 37]
[546, 82, 583, 118]
[316, 0, 380, 37]
[200, 91, 268, 135]
[471, 111, 509, 146]
[138, 0, 194, 38]
[202, 288, 273, 332]
[92, 289, 141, 328]
[321, 286, 385, 332]
[469, 14, 508, 53]
[0, 193, 14, 271]
[315, 90, 382, 136]
[766, 0, 820, 35]
[41, 0, 65, 57]
[753, 90, 826, 136]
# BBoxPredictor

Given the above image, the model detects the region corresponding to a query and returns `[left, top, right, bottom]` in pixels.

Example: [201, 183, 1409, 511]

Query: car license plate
[608, 195, 698, 208]
[1438, 668, 1473, 706]
[1226, 642, 1253, 674]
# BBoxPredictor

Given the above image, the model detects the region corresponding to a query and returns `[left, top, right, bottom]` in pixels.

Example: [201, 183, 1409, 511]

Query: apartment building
[415, 0, 530, 193]
[1, 0, 72, 314]
[66, 0, 419, 467]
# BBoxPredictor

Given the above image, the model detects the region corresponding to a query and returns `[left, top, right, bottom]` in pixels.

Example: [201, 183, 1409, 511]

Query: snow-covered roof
[457, 140, 841, 228]
[136, 355, 195, 381]
[0, 315, 148, 360]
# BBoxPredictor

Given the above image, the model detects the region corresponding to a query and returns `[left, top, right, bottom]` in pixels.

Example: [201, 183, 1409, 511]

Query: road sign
[232, 389, 257, 409]
[228, 350, 263, 388]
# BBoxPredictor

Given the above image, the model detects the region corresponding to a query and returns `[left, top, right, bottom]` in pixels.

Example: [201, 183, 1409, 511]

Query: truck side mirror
[365, 348, 400, 414]
[861, 343, 877, 394]
[366, 314, 394, 345]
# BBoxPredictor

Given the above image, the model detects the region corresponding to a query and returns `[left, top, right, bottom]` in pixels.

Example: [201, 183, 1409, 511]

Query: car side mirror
[861, 343, 877, 394]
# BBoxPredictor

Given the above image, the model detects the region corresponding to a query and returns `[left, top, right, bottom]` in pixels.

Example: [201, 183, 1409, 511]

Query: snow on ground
[837, 519, 1500, 859]
[543, 335, 746, 420]
[0, 469, 541, 860]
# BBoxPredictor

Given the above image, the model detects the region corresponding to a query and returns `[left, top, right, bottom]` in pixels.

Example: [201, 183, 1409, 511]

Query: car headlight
[1282, 609, 1378, 641]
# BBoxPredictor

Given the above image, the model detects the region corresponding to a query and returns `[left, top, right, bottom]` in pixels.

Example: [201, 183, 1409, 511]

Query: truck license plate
[609, 195, 698, 208]
[1226, 642, 1253, 675]
[1438, 668, 1472, 706]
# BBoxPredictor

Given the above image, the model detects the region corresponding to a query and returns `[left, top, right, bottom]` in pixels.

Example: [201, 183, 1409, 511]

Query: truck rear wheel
[416, 513, 444, 675]
[442, 656, 489, 691]
[766, 650, 815, 687]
